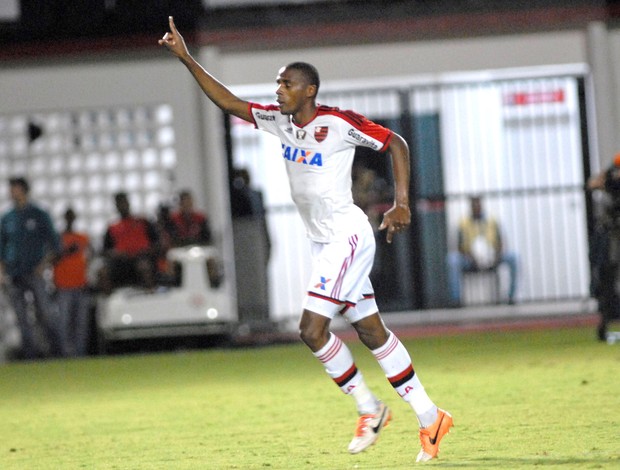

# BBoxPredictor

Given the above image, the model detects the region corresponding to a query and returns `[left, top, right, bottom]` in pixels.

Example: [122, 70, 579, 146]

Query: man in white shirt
[160, 16, 452, 462]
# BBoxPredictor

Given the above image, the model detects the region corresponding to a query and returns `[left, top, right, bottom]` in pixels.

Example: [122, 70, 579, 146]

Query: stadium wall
[0, 24, 617, 319]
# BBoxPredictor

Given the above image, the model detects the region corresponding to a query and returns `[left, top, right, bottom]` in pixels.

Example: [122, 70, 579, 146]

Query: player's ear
[306, 84, 317, 99]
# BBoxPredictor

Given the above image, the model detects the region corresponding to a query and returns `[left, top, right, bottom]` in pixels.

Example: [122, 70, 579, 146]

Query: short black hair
[9, 176, 29, 193]
[114, 192, 128, 203]
[178, 189, 192, 200]
[285, 62, 320, 92]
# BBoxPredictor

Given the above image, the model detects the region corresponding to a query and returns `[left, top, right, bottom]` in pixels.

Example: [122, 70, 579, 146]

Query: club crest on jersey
[282, 144, 323, 166]
[314, 126, 329, 142]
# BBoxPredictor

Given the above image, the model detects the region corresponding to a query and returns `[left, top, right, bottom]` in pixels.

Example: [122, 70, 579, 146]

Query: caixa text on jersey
[281, 145, 323, 166]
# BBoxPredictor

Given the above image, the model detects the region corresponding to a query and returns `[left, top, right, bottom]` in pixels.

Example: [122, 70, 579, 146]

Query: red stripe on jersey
[250, 102, 279, 112]
[249, 102, 280, 128]
[317, 105, 393, 152]
[380, 132, 394, 152]
[318, 106, 365, 126]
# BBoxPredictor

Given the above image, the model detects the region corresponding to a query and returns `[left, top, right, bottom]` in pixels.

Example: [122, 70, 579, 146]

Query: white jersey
[249, 103, 393, 242]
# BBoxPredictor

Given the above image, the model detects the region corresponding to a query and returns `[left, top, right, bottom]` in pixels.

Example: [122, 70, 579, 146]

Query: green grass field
[0, 325, 618, 469]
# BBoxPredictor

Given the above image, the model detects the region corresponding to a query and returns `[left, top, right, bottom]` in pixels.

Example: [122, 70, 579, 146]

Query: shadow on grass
[432, 456, 618, 467]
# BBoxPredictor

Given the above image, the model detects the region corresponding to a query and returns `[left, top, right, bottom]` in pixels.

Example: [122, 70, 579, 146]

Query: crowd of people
[0, 176, 214, 360]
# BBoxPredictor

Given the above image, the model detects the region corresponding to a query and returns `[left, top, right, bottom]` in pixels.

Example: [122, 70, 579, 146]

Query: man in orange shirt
[99, 192, 159, 293]
[53, 208, 91, 356]
[170, 189, 212, 247]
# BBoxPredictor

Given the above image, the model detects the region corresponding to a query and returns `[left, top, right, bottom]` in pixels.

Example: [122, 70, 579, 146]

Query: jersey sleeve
[249, 103, 281, 136]
[337, 109, 394, 152]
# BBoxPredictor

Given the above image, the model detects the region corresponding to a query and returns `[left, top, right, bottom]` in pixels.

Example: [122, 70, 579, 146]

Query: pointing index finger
[168, 16, 177, 32]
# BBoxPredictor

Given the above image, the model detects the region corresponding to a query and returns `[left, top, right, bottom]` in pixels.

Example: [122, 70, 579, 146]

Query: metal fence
[229, 65, 592, 322]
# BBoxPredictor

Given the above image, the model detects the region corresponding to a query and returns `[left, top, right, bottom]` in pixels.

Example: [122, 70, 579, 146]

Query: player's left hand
[379, 203, 411, 244]
[159, 16, 190, 60]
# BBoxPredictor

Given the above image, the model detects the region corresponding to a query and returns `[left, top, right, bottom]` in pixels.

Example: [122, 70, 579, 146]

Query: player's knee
[353, 317, 389, 349]
[299, 316, 329, 351]
[299, 325, 323, 349]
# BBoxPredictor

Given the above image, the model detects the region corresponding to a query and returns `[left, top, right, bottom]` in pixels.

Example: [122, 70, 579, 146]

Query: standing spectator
[0, 177, 65, 359]
[231, 168, 266, 218]
[230, 167, 272, 319]
[53, 208, 91, 357]
[587, 154, 620, 340]
[98, 192, 159, 293]
[230, 167, 271, 259]
[170, 189, 212, 246]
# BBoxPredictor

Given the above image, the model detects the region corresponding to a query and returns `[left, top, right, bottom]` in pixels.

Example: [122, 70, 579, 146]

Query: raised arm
[378, 133, 411, 243]
[159, 16, 252, 122]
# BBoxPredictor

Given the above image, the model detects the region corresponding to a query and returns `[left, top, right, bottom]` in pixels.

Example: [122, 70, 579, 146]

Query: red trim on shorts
[338, 300, 356, 315]
[308, 291, 341, 305]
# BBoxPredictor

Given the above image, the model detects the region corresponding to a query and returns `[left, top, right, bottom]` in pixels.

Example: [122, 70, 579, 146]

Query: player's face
[9, 184, 27, 206]
[275, 67, 313, 115]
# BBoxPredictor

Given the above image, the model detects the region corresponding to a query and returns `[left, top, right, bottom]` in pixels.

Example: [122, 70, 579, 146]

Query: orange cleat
[416, 408, 453, 462]
[347, 402, 392, 454]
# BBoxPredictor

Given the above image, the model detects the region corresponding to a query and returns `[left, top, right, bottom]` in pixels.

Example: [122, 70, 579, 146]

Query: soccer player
[159, 16, 452, 462]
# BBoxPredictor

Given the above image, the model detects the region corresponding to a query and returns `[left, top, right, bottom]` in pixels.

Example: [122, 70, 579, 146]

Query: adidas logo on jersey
[282, 144, 323, 166]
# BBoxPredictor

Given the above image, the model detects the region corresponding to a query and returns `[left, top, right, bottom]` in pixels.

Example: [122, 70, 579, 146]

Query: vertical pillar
[586, 21, 618, 170]
[197, 45, 239, 321]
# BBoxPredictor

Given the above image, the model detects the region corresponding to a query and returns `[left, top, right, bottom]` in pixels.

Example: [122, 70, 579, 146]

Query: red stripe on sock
[388, 364, 414, 385]
[334, 363, 357, 385]
[317, 336, 342, 363]
[374, 334, 399, 361]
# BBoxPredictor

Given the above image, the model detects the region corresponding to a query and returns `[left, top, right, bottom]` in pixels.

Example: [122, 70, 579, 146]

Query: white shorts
[303, 223, 378, 323]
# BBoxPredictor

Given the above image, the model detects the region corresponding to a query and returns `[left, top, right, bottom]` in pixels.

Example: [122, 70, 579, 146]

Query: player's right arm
[159, 16, 252, 123]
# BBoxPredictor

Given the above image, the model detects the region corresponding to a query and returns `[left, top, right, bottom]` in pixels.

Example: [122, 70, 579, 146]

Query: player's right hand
[159, 16, 189, 59]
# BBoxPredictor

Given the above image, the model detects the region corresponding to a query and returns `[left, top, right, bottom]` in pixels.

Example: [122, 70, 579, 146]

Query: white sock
[405, 375, 438, 428]
[350, 379, 380, 415]
[372, 331, 437, 427]
[313, 333, 379, 415]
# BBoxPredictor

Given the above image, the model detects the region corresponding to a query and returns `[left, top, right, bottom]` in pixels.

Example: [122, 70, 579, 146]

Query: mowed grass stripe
[0, 326, 618, 469]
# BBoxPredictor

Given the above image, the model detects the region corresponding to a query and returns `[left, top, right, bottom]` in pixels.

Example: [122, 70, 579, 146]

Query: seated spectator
[155, 203, 178, 285]
[171, 190, 223, 287]
[98, 192, 159, 293]
[447, 196, 518, 306]
[170, 190, 212, 246]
